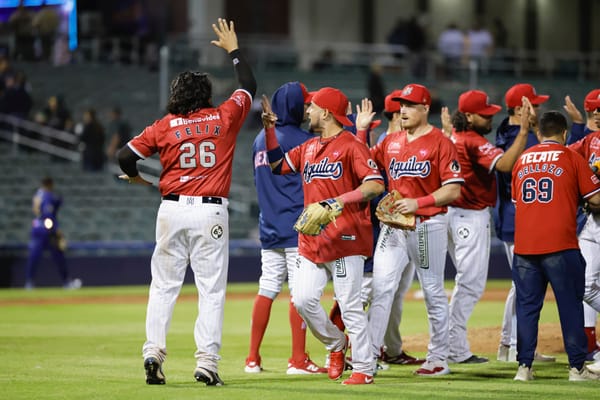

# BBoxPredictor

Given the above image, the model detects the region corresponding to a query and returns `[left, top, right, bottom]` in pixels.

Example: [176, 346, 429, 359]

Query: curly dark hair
[167, 71, 212, 115]
[451, 110, 468, 132]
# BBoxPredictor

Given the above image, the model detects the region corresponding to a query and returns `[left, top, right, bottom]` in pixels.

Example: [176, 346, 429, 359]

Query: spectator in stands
[105, 106, 132, 164]
[312, 48, 335, 71]
[32, 5, 60, 61]
[40, 95, 73, 131]
[387, 17, 408, 59]
[76, 108, 105, 171]
[0, 71, 32, 119]
[464, 18, 494, 74]
[0, 55, 15, 92]
[25, 176, 81, 290]
[8, 2, 35, 61]
[437, 23, 465, 80]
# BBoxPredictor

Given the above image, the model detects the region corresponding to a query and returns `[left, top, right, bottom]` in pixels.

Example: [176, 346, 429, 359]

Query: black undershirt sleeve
[229, 49, 256, 98]
[117, 145, 142, 177]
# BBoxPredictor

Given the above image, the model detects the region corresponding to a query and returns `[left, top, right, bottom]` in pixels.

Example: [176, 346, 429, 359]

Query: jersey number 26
[179, 142, 216, 168]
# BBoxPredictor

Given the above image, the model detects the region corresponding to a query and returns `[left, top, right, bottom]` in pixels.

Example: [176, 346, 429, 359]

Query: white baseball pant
[581, 213, 600, 313]
[292, 254, 374, 374]
[447, 207, 491, 362]
[258, 247, 298, 299]
[499, 241, 517, 349]
[369, 214, 450, 362]
[142, 198, 229, 372]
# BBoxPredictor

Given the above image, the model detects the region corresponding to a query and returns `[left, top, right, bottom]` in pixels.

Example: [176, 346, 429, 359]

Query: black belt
[162, 194, 223, 204]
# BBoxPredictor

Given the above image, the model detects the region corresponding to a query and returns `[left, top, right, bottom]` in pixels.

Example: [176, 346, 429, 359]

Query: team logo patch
[450, 159, 461, 173]
[211, 224, 224, 239]
[368, 159, 378, 169]
[457, 226, 470, 239]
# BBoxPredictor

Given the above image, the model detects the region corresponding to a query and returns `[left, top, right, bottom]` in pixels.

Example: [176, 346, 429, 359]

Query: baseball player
[368, 83, 464, 376]
[567, 98, 600, 373]
[245, 81, 326, 375]
[511, 110, 600, 381]
[262, 87, 385, 385]
[564, 90, 600, 359]
[494, 83, 556, 363]
[445, 90, 530, 364]
[354, 93, 424, 367]
[117, 19, 256, 386]
[24, 176, 81, 290]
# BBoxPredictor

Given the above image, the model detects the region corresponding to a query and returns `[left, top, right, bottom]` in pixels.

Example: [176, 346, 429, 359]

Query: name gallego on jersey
[303, 157, 343, 183]
[388, 156, 431, 179]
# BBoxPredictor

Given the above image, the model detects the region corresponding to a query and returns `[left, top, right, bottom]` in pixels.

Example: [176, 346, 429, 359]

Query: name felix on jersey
[388, 156, 431, 179]
[303, 157, 342, 183]
[516, 150, 564, 179]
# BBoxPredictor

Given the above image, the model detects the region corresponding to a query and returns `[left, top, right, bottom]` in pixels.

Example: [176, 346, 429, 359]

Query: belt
[162, 194, 223, 205]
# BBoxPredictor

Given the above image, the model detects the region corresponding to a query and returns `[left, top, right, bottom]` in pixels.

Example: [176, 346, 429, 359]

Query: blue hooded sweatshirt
[252, 82, 313, 249]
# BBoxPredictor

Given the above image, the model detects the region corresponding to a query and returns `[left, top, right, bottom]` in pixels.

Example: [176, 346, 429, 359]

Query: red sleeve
[573, 150, 600, 198]
[438, 136, 464, 185]
[128, 122, 159, 158]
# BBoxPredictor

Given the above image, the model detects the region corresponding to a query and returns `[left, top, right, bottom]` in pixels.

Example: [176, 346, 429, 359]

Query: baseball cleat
[286, 355, 327, 374]
[382, 350, 425, 365]
[341, 372, 374, 385]
[455, 355, 489, 364]
[328, 336, 348, 380]
[586, 359, 600, 375]
[244, 357, 262, 373]
[514, 364, 534, 381]
[569, 367, 600, 381]
[534, 352, 556, 362]
[414, 360, 450, 376]
[194, 366, 224, 386]
[144, 357, 165, 385]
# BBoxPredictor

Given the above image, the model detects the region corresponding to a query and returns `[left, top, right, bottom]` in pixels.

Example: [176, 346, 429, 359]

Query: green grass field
[1, 281, 599, 399]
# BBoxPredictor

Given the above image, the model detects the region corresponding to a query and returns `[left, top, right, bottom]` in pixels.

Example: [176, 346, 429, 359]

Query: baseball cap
[505, 83, 549, 108]
[299, 83, 313, 103]
[392, 84, 431, 106]
[458, 90, 502, 116]
[584, 89, 600, 112]
[311, 87, 353, 126]
[384, 89, 404, 113]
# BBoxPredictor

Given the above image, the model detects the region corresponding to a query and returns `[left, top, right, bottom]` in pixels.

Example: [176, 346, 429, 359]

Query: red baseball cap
[311, 87, 353, 126]
[299, 83, 311, 103]
[584, 89, 600, 112]
[384, 89, 403, 113]
[458, 90, 502, 116]
[392, 84, 431, 106]
[505, 83, 549, 108]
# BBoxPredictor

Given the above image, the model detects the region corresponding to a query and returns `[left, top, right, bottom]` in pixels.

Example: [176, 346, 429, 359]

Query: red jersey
[512, 141, 600, 254]
[371, 127, 464, 216]
[450, 130, 504, 209]
[568, 130, 600, 165]
[284, 131, 383, 263]
[128, 89, 253, 197]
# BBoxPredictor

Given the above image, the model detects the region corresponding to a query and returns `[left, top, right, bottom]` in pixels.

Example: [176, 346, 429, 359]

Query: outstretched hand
[440, 106, 452, 137]
[261, 94, 277, 129]
[118, 174, 152, 186]
[355, 98, 376, 130]
[519, 96, 536, 132]
[211, 18, 239, 53]
[563, 95, 583, 124]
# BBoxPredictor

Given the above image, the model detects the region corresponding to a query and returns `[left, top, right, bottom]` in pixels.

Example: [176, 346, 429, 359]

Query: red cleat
[342, 372, 373, 385]
[328, 336, 348, 380]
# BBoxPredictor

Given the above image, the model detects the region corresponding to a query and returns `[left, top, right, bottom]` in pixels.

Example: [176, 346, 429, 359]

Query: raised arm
[211, 18, 256, 97]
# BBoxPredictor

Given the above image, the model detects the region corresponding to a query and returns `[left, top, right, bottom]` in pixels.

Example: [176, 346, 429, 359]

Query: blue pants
[26, 232, 68, 285]
[512, 249, 587, 369]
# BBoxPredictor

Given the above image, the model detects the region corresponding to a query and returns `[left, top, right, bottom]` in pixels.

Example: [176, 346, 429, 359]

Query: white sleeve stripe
[583, 187, 600, 199]
[128, 143, 146, 159]
[441, 178, 465, 185]
[362, 174, 384, 183]
[284, 153, 297, 173]
[489, 154, 503, 174]
[233, 88, 253, 103]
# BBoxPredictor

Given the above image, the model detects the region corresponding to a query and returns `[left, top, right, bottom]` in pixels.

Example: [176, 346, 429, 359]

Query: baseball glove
[294, 199, 343, 235]
[375, 190, 416, 230]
